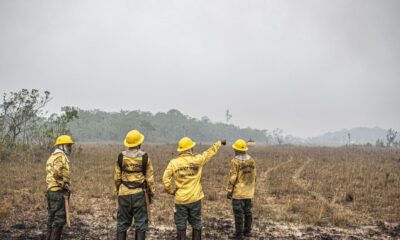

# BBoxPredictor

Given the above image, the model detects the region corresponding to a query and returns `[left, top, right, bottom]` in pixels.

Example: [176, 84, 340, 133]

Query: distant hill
[306, 127, 388, 146]
[68, 108, 268, 143]
[67, 109, 395, 146]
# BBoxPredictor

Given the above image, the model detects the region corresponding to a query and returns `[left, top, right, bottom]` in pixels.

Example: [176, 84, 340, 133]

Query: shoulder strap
[142, 153, 148, 176]
[118, 153, 124, 171]
[118, 152, 148, 176]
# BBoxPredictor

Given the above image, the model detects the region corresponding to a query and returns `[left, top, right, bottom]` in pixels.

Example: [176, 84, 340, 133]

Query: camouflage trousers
[174, 200, 202, 231]
[232, 199, 253, 234]
[117, 191, 148, 232]
[46, 190, 67, 228]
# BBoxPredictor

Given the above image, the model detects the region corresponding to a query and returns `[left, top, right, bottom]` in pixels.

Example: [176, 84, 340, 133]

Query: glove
[221, 140, 227, 146]
[171, 189, 178, 196]
[63, 183, 71, 197]
[149, 191, 155, 198]
[114, 189, 119, 198]
[227, 192, 232, 200]
[147, 191, 155, 204]
[63, 183, 71, 193]
[115, 183, 121, 194]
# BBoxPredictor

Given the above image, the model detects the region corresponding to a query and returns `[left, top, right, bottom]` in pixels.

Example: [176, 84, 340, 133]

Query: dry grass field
[1, 144, 400, 239]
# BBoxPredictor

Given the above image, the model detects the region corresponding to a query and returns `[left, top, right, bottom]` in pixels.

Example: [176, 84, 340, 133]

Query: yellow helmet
[232, 139, 248, 152]
[177, 137, 196, 152]
[124, 130, 144, 147]
[54, 135, 74, 146]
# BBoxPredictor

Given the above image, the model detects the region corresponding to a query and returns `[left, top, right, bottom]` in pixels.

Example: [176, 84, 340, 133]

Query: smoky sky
[1, 0, 399, 137]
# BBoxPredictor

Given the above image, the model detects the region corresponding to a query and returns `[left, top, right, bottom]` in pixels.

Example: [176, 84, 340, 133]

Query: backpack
[118, 153, 148, 189]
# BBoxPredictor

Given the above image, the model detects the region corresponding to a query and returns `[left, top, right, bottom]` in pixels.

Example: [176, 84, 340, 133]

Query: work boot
[46, 228, 52, 240]
[136, 230, 146, 240]
[243, 215, 252, 237]
[177, 229, 186, 240]
[229, 232, 243, 240]
[117, 231, 127, 240]
[234, 216, 244, 239]
[50, 226, 63, 240]
[192, 229, 201, 240]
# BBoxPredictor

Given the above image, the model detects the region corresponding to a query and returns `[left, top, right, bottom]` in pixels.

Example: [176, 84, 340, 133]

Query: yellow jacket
[46, 149, 70, 191]
[114, 149, 156, 196]
[163, 141, 222, 204]
[226, 154, 256, 199]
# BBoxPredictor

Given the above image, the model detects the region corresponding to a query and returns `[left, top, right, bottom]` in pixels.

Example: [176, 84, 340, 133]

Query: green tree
[0, 89, 79, 156]
[386, 128, 398, 147]
[273, 128, 284, 145]
[0, 89, 50, 145]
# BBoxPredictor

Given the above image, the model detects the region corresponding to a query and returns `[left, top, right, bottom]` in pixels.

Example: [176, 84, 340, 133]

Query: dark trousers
[232, 199, 253, 234]
[174, 200, 202, 231]
[46, 190, 66, 228]
[117, 191, 148, 232]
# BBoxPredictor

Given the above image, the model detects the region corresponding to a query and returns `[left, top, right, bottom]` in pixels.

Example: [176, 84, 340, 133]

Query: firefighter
[115, 130, 156, 240]
[45, 135, 74, 240]
[226, 139, 257, 239]
[163, 137, 226, 240]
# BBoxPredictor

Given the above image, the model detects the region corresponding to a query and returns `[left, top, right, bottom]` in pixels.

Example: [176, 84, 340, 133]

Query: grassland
[0, 144, 399, 239]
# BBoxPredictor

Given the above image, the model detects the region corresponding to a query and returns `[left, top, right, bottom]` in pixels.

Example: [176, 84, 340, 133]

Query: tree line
[68, 108, 271, 143]
[0, 89, 78, 161]
[2, 89, 397, 162]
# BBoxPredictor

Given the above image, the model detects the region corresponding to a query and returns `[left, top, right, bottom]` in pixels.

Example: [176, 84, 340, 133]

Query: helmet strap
[61, 144, 72, 156]
[128, 145, 141, 150]
[180, 148, 193, 155]
[234, 150, 246, 156]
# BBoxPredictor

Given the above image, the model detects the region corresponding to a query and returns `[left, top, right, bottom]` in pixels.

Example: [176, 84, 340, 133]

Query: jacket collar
[123, 149, 145, 158]
[234, 153, 251, 161]
[179, 152, 193, 157]
[53, 148, 69, 163]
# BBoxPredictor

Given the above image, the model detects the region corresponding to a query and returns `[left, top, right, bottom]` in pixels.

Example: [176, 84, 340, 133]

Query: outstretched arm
[197, 140, 224, 166]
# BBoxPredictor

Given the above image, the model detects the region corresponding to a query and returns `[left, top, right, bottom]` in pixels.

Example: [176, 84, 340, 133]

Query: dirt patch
[1, 146, 400, 239]
[2, 216, 399, 239]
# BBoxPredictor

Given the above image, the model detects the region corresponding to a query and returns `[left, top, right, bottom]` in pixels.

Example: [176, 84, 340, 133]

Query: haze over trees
[68, 108, 268, 143]
[386, 128, 398, 147]
[0, 89, 78, 160]
[1, 89, 399, 158]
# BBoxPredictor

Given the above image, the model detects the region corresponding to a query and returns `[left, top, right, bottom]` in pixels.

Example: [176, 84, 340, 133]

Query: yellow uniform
[163, 141, 222, 204]
[227, 154, 256, 199]
[115, 149, 156, 196]
[46, 149, 70, 191]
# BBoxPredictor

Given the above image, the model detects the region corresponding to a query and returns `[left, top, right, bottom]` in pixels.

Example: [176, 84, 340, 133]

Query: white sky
[1, 0, 399, 137]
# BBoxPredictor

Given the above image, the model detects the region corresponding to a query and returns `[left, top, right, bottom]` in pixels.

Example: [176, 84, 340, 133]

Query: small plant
[344, 192, 354, 203]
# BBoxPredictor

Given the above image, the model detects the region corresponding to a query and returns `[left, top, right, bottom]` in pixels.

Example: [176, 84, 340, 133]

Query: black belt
[121, 181, 144, 189]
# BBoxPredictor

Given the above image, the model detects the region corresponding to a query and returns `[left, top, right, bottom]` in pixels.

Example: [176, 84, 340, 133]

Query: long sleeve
[197, 141, 222, 166]
[53, 157, 70, 186]
[146, 158, 156, 195]
[227, 159, 239, 193]
[255, 161, 257, 183]
[114, 157, 122, 192]
[162, 162, 174, 195]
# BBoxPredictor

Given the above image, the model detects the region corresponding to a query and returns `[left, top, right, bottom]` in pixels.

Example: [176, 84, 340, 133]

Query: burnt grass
[1, 145, 400, 239]
[1, 216, 399, 239]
